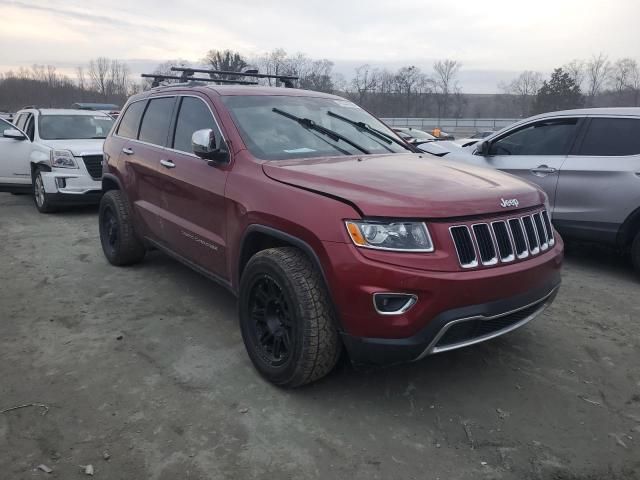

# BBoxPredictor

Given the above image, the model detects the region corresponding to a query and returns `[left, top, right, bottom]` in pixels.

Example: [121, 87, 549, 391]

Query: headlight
[50, 150, 78, 169]
[345, 220, 434, 252]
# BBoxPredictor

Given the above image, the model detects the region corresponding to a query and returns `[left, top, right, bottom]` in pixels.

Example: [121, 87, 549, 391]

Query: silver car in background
[446, 108, 640, 272]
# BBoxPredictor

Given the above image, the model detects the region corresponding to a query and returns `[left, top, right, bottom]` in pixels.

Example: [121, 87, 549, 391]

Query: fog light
[373, 293, 418, 315]
[55, 177, 66, 188]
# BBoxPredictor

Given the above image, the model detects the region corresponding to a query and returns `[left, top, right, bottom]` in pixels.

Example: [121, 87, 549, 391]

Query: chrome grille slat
[533, 213, 549, 250]
[449, 226, 478, 268]
[472, 224, 498, 265]
[491, 221, 515, 262]
[522, 215, 540, 255]
[450, 209, 553, 268]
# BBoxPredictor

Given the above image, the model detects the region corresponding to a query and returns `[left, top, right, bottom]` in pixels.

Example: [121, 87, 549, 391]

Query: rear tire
[239, 247, 341, 388]
[99, 190, 146, 266]
[632, 231, 640, 275]
[33, 169, 57, 213]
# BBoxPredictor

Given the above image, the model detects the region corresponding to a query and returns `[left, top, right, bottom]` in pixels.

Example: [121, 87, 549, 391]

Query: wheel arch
[102, 173, 123, 192]
[617, 206, 640, 248]
[237, 225, 343, 331]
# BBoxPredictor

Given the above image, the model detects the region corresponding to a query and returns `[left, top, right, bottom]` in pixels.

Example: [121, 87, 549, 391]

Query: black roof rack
[141, 73, 259, 88]
[171, 67, 298, 88]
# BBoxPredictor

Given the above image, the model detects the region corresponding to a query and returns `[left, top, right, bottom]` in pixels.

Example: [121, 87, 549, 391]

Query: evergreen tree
[533, 68, 584, 113]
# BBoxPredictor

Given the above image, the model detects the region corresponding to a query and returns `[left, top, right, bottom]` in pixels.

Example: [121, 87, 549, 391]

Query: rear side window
[138, 97, 175, 146]
[490, 119, 578, 156]
[578, 118, 640, 156]
[117, 101, 146, 139]
[172, 97, 218, 154]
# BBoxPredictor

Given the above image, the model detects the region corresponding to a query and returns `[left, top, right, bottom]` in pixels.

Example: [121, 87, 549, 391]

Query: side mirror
[3, 128, 27, 140]
[192, 129, 229, 165]
[476, 141, 491, 156]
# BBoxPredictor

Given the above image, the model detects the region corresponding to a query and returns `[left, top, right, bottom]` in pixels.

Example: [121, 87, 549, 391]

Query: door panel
[155, 96, 229, 277]
[482, 118, 580, 210]
[554, 117, 640, 238]
[0, 120, 32, 187]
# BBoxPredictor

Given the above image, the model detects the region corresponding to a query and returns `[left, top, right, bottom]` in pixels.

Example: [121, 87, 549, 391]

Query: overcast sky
[1, 0, 639, 93]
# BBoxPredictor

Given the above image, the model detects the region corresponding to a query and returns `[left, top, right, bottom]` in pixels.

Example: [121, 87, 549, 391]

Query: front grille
[434, 300, 544, 350]
[450, 209, 552, 268]
[82, 155, 103, 180]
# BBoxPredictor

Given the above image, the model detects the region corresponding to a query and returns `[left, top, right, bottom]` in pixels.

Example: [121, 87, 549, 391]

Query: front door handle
[160, 159, 176, 169]
[531, 165, 557, 177]
[122, 147, 134, 155]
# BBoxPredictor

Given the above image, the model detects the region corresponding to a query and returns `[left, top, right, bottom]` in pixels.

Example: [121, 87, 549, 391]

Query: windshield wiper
[327, 111, 415, 152]
[272, 108, 370, 155]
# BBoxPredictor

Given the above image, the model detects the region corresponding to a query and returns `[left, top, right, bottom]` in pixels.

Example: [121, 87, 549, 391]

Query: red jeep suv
[100, 78, 563, 387]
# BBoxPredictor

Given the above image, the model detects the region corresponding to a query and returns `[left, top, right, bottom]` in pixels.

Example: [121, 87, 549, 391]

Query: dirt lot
[0, 192, 639, 480]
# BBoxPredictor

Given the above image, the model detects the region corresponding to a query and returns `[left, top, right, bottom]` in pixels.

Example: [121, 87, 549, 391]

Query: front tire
[239, 247, 341, 388]
[33, 169, 57, 213]
[99, 190, 146, 266]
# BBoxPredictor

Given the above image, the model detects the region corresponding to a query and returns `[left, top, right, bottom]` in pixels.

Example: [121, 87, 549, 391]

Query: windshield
[221, 95, 410, 160]
[38, 115, 115, 140]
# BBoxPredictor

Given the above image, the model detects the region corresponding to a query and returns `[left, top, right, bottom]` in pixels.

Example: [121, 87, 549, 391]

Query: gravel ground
[0, 192, 639, 480]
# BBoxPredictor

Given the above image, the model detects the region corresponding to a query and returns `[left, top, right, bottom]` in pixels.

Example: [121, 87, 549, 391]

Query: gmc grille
[450, 209, 554, 269]
[82, 155, 103, 180]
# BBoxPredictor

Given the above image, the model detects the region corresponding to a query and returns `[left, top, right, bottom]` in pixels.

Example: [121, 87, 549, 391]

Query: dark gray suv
[449, 108, 640, 273]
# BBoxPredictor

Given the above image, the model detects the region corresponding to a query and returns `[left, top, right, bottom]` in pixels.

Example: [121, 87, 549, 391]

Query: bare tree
[563, 59, 586, 90]
[433, 59, 461, 118]
[88, 57, 111, 97]
[351, 64, 379, 104]
[585, 53, 610, 103]
[500, 70, 543, 117]
[609, 58, 638, 93]
[76, 67, 87, 91]
[203, 49, 248, 80]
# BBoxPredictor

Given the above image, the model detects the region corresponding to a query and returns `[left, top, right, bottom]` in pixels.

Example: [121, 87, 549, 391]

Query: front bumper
[341, 282, 559, 365]
[40, 168, 102, 196]
[320, 236, 563, 365]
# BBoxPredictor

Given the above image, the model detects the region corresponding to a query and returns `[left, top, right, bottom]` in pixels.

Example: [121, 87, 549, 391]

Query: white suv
[0, 108, 115, 212]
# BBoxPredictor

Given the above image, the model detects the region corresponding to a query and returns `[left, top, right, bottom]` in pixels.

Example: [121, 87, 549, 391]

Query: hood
[42, 139, 105, 157]
[262, 154, 545, 218]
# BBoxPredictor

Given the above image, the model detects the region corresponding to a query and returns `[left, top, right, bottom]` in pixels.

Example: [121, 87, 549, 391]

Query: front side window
[578, 118, 640, 156]
[117, 101, 146, 139]
[38, 115, 115, 140]
[13, 113, 28, 130]
[489, 119, 578, 156]
[172, 97, 218, 154]
[138, 97, 175, 146]
[221, 95, 411, 160]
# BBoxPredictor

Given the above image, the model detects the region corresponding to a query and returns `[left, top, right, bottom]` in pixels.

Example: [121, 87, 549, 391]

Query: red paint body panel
[103, 85, 564, 347]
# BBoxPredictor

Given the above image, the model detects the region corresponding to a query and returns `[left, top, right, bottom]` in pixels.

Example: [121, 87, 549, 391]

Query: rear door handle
[160, 159, 176, 169]
[122, 147, 134, 155]
[531, 165, 557, 176]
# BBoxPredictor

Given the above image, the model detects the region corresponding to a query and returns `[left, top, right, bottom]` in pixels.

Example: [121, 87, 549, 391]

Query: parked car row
[2, 73, 637, 387]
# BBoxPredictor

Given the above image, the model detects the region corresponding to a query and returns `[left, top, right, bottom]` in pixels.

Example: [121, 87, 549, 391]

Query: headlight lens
[345, 220, 434, 252]
[50, 150, 78, 169]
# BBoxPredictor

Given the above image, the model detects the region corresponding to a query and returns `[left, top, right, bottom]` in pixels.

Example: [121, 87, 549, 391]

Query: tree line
[500, 54, 640, 117]
[1, 50, 639, 119]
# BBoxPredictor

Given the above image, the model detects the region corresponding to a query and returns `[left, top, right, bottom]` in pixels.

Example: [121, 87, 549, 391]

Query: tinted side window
[172, 97, 218, 153]
[579, 118, 640, 156]
[13, 113, 27, 130]
[138, 97, 175, 146]
[117, 101, 146, 139]
[490, 119, 578, 156]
